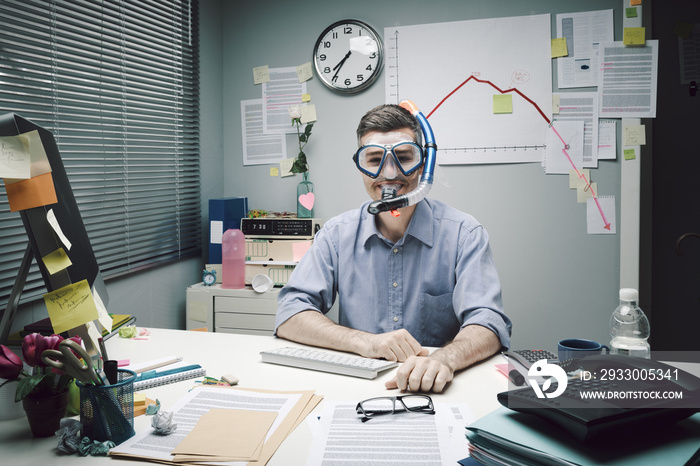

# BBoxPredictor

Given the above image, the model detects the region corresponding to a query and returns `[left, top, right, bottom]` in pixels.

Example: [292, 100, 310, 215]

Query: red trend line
[426, 75, 551, 124]
[426, 74, 610, 230]
[549, 124, 611, 230]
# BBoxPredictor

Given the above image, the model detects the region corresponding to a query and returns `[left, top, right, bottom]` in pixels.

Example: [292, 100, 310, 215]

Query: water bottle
[609, 288, 650, 358]
[222, 228, 245, 289]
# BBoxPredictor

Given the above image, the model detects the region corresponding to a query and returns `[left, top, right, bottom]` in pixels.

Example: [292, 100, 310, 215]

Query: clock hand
[332, 50, 352, 81]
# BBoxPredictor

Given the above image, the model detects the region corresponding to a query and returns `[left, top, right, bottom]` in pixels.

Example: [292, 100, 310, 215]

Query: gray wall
[220, 0, 628, 350]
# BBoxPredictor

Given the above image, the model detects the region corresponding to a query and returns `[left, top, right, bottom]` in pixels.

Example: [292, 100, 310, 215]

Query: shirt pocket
[419, 292, 459, 347]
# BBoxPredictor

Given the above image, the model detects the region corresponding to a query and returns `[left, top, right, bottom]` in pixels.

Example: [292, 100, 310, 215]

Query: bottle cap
[619, 288, 638, 301]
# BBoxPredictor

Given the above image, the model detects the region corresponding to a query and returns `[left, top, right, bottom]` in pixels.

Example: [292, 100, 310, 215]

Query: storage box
[245, 262, 296, 286]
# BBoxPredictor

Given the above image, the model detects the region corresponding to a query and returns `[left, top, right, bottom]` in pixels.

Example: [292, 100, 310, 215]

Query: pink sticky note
[292, 241, 312, 261]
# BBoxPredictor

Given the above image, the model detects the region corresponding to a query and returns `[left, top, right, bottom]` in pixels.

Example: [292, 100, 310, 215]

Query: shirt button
[393, 282, 398, 287]
[393, 316, 399, 322]
[393, 248, 399, 253]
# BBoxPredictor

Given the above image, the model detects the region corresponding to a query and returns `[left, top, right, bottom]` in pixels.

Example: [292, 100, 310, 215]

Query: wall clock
[313, 19, 384, 94]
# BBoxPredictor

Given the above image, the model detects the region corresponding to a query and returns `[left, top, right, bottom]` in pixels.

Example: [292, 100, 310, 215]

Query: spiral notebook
[126, 357, 206, 390]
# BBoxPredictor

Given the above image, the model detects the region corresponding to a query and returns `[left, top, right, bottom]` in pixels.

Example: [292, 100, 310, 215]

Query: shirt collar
[360, 199, 434, 247]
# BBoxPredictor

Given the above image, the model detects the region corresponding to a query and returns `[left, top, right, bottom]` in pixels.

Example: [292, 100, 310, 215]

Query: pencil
[133, 357, 183, 374]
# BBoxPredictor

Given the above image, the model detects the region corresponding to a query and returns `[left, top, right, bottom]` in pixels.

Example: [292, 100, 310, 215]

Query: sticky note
[552, 94, 560, 114]
[4, 172, 58, 212]
[134, 393, 147, 406]
[624, 148, 636, 160]
[493, 94, 513, 114]
[292, 241, 312, 261]
[569, 169, 590, 189]
[623, 125, 646, 145]
[269, 167, 279, 177]
[47, 209, 72, 250]
[42, 248, 72, 275]
[301, 93, 311, 102]
[0, 134, 31, 180]
[252, 65, 269, 84]
[44, 279, 99, 334]
[300, 104, 317, 124]
[279, 158, 294, 177]
[625, 7, 638, 18]
[296, 62, 313, 83]
[623, 27, 645, 46]
[551, 38, 568, 58]
[630, 0, 641, 5]
[674, 21, 694, 39]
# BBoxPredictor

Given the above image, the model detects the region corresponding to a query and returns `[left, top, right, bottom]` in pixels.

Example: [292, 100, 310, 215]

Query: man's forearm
[429, 324, 501, 373]
[276, 310, 373, 356]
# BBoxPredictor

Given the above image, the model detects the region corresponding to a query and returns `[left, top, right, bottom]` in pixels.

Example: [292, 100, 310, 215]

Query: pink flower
[0, 345, 23, 380]
[22, 333, 64, 368]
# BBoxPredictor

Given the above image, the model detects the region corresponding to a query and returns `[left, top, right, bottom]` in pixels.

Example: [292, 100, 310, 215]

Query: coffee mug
[558, 338, 609, 361]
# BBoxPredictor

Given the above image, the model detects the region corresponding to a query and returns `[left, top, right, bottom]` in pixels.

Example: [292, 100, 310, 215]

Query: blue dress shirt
[275, 198, 512, 349]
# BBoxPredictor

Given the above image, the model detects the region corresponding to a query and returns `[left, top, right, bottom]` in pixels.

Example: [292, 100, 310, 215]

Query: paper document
[597, 119, 616, 160]
[553, 92, 599, 167]
[307, 401, 473, 465]
[556, 10, 614, 88]
[110, 387, 315, 465]
[544, 120, 584, 175]
[241, 99, 287, 165]
[262, 67, 308, 134]
[598, 41, 659, 118]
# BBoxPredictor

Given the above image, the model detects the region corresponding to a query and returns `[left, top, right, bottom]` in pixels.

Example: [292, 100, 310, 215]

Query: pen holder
[77, 369, 136, 445]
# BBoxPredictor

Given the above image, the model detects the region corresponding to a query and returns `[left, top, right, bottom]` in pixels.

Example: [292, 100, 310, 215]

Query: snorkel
[367, 100, 437, 215]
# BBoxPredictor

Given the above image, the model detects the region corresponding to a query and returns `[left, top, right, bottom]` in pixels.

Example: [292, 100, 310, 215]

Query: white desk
[0, 328, 508, 465]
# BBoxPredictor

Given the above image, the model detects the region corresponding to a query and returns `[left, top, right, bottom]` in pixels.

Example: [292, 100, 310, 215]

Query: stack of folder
[466, 408, 700, 465]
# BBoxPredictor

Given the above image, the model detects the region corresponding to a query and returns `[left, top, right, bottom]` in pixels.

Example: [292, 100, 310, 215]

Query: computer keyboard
[260, 347, 398, 379]
[502, 349, 558, 369]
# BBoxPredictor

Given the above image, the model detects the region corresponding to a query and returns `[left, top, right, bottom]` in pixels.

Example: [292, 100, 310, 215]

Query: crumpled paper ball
[55, 418, 82, 454]
[151, 411, 177, 435]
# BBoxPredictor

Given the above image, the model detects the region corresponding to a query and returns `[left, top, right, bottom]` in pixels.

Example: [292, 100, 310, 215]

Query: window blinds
[0, 0, 201, 309]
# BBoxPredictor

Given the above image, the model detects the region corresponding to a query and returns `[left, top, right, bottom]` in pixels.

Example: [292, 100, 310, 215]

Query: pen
[104, 360, 119, 385]
[132, 357, 183, 374]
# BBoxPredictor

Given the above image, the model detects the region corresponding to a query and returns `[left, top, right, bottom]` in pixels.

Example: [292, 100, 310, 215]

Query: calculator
[502, 349, 558, 369]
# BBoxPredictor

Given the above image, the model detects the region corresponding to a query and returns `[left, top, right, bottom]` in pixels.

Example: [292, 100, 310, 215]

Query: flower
[0, 333, 81, 402]
[288, 104, 314, 174]
[0, 345, 23, 379]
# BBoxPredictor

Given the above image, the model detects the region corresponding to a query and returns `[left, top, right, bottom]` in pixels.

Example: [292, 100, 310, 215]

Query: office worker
[275, 104, 511, 393]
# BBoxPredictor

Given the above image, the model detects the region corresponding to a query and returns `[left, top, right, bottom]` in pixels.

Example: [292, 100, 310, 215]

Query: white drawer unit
[186, 283, 280, 335]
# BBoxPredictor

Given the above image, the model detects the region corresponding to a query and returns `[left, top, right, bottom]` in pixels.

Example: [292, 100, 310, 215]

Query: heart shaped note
[299, 192, 315, 210]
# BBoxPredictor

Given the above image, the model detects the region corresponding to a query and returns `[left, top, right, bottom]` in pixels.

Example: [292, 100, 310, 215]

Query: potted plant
[0, 333, 81, 436]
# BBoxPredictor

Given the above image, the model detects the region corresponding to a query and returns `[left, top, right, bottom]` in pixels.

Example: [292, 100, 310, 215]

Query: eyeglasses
[355, 395, 435, 422]
[353, 142, 424, 178]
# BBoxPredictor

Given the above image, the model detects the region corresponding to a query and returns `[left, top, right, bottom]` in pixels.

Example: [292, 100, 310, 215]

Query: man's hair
[356, 104, 423, 147]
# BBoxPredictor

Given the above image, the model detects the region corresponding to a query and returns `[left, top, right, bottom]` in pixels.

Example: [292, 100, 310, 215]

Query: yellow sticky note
[674, 21, 694, 39]
[624, 148, 636, 160]
[623, 27, 645, 46]
[43, 279, 99, 334]
[551, 38, 568, 58]
[42, 248, 72, 275]
[569, 169, 591, 189]
[296, 62, 313, 83]
[300, 104, 317, 124]
[493, 94, 513, 114]
[134, 393, 146, 406]
[252, 65, 269, 84]
[270, 167, 279, 177]
[301, 93, 311, 103]
[623, 125, 646, 145]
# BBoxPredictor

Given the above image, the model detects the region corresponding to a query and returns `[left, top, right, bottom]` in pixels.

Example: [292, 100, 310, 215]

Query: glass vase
[297, 172, 315, 218]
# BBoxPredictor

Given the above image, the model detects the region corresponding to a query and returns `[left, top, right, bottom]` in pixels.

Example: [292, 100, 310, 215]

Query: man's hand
[385, 355, 454, 393]
[363, 329, 429, 362]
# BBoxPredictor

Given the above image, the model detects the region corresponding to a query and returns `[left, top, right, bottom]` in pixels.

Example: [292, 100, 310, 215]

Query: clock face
[313, 20, 384, 93]
[203, 270, 216, 286]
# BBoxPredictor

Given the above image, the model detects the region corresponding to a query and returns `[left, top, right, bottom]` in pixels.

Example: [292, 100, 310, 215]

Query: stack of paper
[466, 407, 700, 465]
[110, 386, 321, 465]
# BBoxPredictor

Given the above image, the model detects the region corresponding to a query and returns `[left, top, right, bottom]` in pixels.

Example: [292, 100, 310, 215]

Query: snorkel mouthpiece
[368, 100, 437, 216]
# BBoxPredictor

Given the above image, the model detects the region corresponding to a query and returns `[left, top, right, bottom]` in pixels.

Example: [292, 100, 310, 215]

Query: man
[276, 104, 511, 393]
